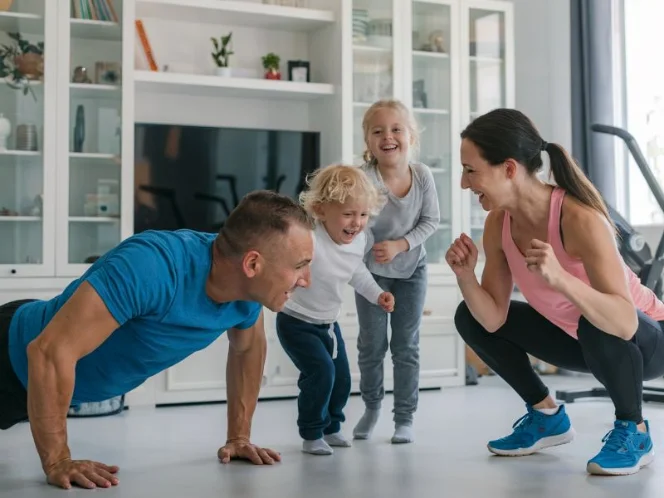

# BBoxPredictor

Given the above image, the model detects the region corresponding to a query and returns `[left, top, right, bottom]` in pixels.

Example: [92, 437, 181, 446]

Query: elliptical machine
[555, 124, 664, 404]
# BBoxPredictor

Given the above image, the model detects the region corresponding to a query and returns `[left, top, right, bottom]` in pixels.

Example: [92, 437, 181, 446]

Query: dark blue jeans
[276, 312, 351, 440]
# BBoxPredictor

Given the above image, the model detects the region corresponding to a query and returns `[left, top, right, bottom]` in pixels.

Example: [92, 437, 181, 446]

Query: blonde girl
[353, 99, 440, 444]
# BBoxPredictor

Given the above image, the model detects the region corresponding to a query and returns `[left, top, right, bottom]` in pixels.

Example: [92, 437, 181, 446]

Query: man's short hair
[215, 190, 314, 257]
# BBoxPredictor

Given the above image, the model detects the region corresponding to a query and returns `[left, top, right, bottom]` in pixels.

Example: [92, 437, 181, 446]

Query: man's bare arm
[225, 310, 266, 443]
[27, 282, 120, 488]
[218, 310, 280, 465]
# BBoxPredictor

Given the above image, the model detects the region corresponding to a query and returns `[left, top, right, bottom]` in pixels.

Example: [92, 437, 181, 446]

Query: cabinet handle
[10, 269, 16, 275]
[423, 308, 432, 316]
[345, 311, 357, 317]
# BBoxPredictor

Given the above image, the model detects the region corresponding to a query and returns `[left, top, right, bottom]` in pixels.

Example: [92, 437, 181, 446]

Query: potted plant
[211, 32, 233, 77]
[261, 52, 281, 80]
[0, 32, 44, 100]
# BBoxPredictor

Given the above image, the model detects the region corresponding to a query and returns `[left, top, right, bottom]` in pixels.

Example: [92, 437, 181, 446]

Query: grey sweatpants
[354, 264, 427, 425]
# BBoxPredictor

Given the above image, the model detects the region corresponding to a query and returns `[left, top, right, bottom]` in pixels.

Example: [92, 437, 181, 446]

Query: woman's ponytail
[546, 142, 613, 226]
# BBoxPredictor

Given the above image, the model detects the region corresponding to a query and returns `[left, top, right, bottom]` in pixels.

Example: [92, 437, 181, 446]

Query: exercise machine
[555, 123, 664, 404]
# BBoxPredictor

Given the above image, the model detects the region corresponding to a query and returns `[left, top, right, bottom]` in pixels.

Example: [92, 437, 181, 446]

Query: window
[623, 0, 664, 225]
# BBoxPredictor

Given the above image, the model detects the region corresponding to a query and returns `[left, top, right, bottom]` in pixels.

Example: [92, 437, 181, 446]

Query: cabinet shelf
[0, 12, 42, 34]
[413, 50, 449, 59]
[136, 0, 334, 32]
[70, 83, 121, 100]
[68, 217, 120, 223]
[470, 55, 503, 63]
[0, 150, 40, 157]
[0, 216, 41, 222]
[69, 152, 119, 161]
[413, 108, 450, 115]
[354, 44, 391, 54]
[70, 19, 122, 41]
[135, 70, 334, 100]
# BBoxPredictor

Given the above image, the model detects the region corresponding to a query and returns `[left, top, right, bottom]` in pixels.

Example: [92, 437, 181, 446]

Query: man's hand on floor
[218, 439, 281, 465]
[46, 458, 119, 489]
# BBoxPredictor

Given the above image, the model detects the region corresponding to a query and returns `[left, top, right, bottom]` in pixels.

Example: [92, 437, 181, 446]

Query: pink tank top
[502, 187, 664, 339]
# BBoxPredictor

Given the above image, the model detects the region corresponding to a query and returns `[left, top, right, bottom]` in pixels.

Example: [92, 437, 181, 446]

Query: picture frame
[288, 60, 310, 83]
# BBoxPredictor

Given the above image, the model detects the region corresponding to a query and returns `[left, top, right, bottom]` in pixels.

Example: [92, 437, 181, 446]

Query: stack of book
[71, 0, 118, 22]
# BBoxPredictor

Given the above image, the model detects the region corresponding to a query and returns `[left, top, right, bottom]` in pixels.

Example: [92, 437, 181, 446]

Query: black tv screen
[133, 124, 320, 233]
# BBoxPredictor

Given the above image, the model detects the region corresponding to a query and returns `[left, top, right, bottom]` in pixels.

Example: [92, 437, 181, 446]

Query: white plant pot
[0, 113, 11, 151]
[216, 67, 232, 77]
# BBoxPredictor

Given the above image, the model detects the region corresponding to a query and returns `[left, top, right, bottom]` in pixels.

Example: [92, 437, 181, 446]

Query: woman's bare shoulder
[561, 195, 615, 257]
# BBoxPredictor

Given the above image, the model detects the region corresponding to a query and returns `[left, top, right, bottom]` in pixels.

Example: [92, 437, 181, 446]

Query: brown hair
[215, 190, 314, 257]
[362, 99, 421, 163]
[299, 164, 386, 218]
[461, 108, 613, 225]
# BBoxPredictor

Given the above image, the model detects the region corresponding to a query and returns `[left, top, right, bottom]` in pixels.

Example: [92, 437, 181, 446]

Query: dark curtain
[570, 0, 620, 207]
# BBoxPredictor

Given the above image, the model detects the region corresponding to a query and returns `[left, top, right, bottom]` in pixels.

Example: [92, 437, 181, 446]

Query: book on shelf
[135, 19, 158, 72]
[71, 0, 119, 23]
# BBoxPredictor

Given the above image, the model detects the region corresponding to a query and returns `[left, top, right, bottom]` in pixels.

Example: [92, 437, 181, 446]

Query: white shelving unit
[0, 0, 514, 408]
[135, 0, 335, 30]
[134, 70, 334, 100]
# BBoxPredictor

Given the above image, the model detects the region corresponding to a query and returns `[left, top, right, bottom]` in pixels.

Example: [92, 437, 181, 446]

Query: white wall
[509, 0, 572, 150]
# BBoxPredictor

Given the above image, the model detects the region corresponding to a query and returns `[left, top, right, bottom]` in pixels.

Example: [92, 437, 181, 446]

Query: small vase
[0, 113, 10, 151]
[216, 67, 232, 77]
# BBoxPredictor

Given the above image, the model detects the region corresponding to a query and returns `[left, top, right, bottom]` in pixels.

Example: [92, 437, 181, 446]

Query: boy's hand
[377, 292, 395, 312]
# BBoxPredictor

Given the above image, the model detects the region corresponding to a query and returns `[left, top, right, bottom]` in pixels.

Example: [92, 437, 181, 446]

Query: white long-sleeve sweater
[283, 222, 383, 324]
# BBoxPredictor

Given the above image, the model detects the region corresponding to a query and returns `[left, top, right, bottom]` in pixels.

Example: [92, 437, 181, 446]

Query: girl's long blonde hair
[362, 99, 421, 163]
[299, 164, 386, 218]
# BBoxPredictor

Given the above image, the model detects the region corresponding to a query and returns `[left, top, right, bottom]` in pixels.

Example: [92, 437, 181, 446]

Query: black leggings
[455, 300, 664, 423]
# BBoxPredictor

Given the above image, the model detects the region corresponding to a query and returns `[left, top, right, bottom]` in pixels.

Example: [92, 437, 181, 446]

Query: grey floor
[3, 374, 664, 497]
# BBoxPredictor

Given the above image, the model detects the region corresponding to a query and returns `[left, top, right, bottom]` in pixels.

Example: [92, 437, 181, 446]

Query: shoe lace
[601, 426, 631, 453]
[512, 411, 537, 432]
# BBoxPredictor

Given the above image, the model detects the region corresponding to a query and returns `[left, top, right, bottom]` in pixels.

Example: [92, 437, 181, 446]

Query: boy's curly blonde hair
[299, 164, 386, 218]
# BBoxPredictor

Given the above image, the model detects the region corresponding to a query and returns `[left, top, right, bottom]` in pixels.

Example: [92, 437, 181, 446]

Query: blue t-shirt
[8, 229, 262, 405]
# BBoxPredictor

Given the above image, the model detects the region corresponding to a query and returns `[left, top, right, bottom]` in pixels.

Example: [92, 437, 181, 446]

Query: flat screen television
[134, 123, 320, 233]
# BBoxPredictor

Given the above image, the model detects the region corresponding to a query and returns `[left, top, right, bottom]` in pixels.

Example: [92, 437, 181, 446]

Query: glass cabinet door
[465, 2, 511, 255]
[410, 0, 454, 265]
[0, 0, 55, 276]
[351, 0, 395, 164]
[58, 0, 123, 273]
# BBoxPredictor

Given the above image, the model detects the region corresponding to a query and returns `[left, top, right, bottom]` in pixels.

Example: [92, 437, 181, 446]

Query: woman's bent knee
[454, 301, 483, 342]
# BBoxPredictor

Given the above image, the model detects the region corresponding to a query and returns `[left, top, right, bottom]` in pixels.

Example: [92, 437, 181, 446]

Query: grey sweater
[361, 161, 440, 278]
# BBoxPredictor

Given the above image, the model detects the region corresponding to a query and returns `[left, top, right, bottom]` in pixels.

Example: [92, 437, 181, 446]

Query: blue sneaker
[586, 420, 655, 475]
[487, 404, 575, 456]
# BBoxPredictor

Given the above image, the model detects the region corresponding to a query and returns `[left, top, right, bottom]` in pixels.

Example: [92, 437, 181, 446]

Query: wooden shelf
[135, 0, 334, 32]
[0, 12, 42, 34]
[134, 70, 334, 100]
[70, 19, 121, 41]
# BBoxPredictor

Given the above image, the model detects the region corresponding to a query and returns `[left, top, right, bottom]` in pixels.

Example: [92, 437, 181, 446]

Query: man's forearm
[26, 344, 75, 473]
[225, 333, 266, 442]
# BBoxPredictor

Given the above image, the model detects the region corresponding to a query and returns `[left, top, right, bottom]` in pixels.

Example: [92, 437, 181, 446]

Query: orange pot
[0, 0, 13, 11]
